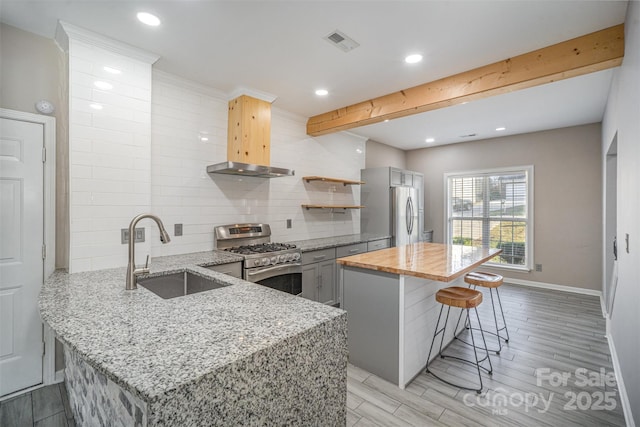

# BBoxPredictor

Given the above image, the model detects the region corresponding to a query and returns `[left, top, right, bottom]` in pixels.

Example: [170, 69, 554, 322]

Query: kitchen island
[336, 242, 500, 388]
[40, 251, 347, 426]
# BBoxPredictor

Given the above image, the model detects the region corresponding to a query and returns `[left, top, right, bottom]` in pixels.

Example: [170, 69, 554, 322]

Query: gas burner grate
[225, 242, 297, 255]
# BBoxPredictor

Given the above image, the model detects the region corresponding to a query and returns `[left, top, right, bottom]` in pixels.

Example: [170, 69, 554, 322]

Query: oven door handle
[246, 263, 302, 280]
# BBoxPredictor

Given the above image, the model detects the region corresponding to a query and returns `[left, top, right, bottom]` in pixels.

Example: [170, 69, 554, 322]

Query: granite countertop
[39, 251, 344, 402]
[287, 234, 391, 252]
[336, 242, 501, 282]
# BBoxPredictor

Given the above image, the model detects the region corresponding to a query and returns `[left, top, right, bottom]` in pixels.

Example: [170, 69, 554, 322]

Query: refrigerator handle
[407, 197, 414, 235]
[406, 198, 412, 234]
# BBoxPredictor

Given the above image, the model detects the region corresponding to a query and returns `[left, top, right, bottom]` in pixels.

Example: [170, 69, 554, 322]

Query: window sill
[485, 263, 531, 273]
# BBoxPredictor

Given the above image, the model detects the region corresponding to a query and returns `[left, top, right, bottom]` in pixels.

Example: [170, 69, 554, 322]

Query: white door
[0, 117, 44, 396]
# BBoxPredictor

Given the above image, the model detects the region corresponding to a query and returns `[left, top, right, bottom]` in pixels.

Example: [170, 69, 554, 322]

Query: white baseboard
[54, 369, 65, 383]
[502, 277, 603, 297]
[605, 323, 636, 427]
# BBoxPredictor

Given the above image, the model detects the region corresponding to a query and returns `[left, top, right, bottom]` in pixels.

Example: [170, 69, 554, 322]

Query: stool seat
[465, 271, 503, 288]
[436, 287, 482, 309]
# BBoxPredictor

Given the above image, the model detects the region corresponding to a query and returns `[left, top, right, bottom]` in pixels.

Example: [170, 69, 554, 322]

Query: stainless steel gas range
[214, 224, 302, 295]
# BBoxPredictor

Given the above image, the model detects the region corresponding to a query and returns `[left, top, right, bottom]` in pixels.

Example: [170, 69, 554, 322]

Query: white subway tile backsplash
[68, 37, 364, 272]
[68, 38, 154, 273]
[149, 72, 364, 255]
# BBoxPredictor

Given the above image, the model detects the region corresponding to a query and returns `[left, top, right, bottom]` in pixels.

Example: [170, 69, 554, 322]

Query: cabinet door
[317, 260, 336, 305]
[301, 264, 318, 301]
[402, 171, 414, 187]
[390, 168, 403, 186]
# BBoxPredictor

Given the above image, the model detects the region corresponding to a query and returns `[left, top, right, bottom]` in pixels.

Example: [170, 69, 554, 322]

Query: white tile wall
[150, 72, 366, 257]
[67, 35, 366, 271]
[68, 39, 154, 273]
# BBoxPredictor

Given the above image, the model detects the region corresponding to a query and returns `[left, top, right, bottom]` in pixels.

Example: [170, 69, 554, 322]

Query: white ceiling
[0, 1, 628, 150]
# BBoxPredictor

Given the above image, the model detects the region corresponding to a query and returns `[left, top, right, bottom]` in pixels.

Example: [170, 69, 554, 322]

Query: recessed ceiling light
[496, 127, 506, 131]
[94, 81, 113, 90]
[137, 12, 161, 26]
[103, 66, 121, 75]
[404, 54, 423, 64]
[425, 138, 435, 143]
[89, 103, 103, 110]
[384, 119, 389, 123]
[315, 89, 329, 96]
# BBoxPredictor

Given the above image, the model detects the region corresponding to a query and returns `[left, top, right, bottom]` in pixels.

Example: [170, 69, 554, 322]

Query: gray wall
[405, 124, 602, 291]
[365, 139, 406, 169]
[602, 1, 640, 423]
[0, 23, 69, 271]
[0, 23, 68, 372]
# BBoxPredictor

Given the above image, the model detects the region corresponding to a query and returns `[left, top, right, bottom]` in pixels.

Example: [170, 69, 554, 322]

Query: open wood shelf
[302, 204, 365, 210]
[303, 176, 365, 186]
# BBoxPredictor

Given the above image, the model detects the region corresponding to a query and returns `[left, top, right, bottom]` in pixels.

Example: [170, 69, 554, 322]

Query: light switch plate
[121, 228, 145, 244]
[286, 219, 292, 229]
[175, 224, 183, 236]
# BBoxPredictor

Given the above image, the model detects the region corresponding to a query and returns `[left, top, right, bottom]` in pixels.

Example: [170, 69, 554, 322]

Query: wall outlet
[286, 219, 292, 229]
[535, 264, 542, 272]
[121, 228, 145, 244]
[175, 223, 183, 236]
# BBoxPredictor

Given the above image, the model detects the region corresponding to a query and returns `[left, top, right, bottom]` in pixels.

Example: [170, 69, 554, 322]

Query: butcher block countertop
[336, 242, 501, 282]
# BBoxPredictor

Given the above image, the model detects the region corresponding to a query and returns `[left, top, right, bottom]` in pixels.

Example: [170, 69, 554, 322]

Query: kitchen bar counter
[336, 243, 500, 388]
[336, 242, 500, 281]
[40, 253, 347, 426]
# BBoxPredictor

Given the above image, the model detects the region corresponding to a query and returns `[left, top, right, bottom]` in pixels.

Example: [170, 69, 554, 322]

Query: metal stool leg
[489, 288, 503, 354]
[457, 286, 510, 354]
[425, 304, 445, 367]
[426, 306, 492, 393]
[496, 287, 510, 342]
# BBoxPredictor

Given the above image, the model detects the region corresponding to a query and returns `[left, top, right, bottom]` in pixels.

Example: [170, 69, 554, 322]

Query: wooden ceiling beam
[306, 24, 624, 136]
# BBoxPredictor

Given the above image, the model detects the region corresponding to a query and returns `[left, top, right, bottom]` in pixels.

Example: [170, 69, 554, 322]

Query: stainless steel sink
[138, 271, 226, 299]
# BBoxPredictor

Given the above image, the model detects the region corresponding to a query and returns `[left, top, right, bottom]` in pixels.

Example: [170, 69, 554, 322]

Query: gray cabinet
[361, 167, 425, 244]
[336, 242, 367, 258]
[390, 168, 414, 187]
[367, 238, 391, 252]
[206, 261, 242, 279]
[301, 248, 337, 305]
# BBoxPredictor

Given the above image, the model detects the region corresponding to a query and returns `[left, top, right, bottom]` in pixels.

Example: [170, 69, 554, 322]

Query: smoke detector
[324, 30, 360, 52]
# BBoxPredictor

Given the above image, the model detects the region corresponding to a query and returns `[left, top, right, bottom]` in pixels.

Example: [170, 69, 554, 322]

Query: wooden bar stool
[426, 286, 493, 393]
[455, 271, 510, 354]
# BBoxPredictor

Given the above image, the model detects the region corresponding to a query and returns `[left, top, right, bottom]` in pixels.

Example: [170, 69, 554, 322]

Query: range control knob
[270, 256, 278, 265]
[261, 257, 270, 266]
[292, 253, 301, 261]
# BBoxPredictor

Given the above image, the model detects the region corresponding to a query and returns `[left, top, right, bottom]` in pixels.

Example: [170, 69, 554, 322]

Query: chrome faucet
[126, 213, 171, 290]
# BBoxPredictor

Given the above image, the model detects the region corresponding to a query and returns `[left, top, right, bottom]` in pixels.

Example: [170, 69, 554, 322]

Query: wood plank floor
[0, 382, 74, 427]
[0, 284, 627, 426]
[347, 283, 627, 427]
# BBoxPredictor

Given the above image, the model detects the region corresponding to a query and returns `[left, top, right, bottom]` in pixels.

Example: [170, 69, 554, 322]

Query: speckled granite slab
[40, 252, 346, 425]
[287, 234, 391, 252]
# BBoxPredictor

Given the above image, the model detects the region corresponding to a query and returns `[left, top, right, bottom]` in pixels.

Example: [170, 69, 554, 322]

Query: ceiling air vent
[324, 30, 360, 52]
[459, 133, 478, 138]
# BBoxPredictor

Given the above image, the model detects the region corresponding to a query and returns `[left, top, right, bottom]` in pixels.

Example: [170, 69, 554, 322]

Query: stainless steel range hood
[206, 161, 294, 178]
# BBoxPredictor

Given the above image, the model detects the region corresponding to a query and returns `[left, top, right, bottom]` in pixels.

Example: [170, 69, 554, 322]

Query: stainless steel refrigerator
[360, 167, 423, 247]
[392, 186, 419, 246]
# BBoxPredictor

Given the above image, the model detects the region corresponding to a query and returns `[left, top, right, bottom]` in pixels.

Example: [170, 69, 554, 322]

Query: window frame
[443, 165, 534, 272]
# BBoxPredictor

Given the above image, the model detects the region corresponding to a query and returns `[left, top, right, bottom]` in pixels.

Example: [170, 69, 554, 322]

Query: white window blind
[446, 167, 533, 270]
